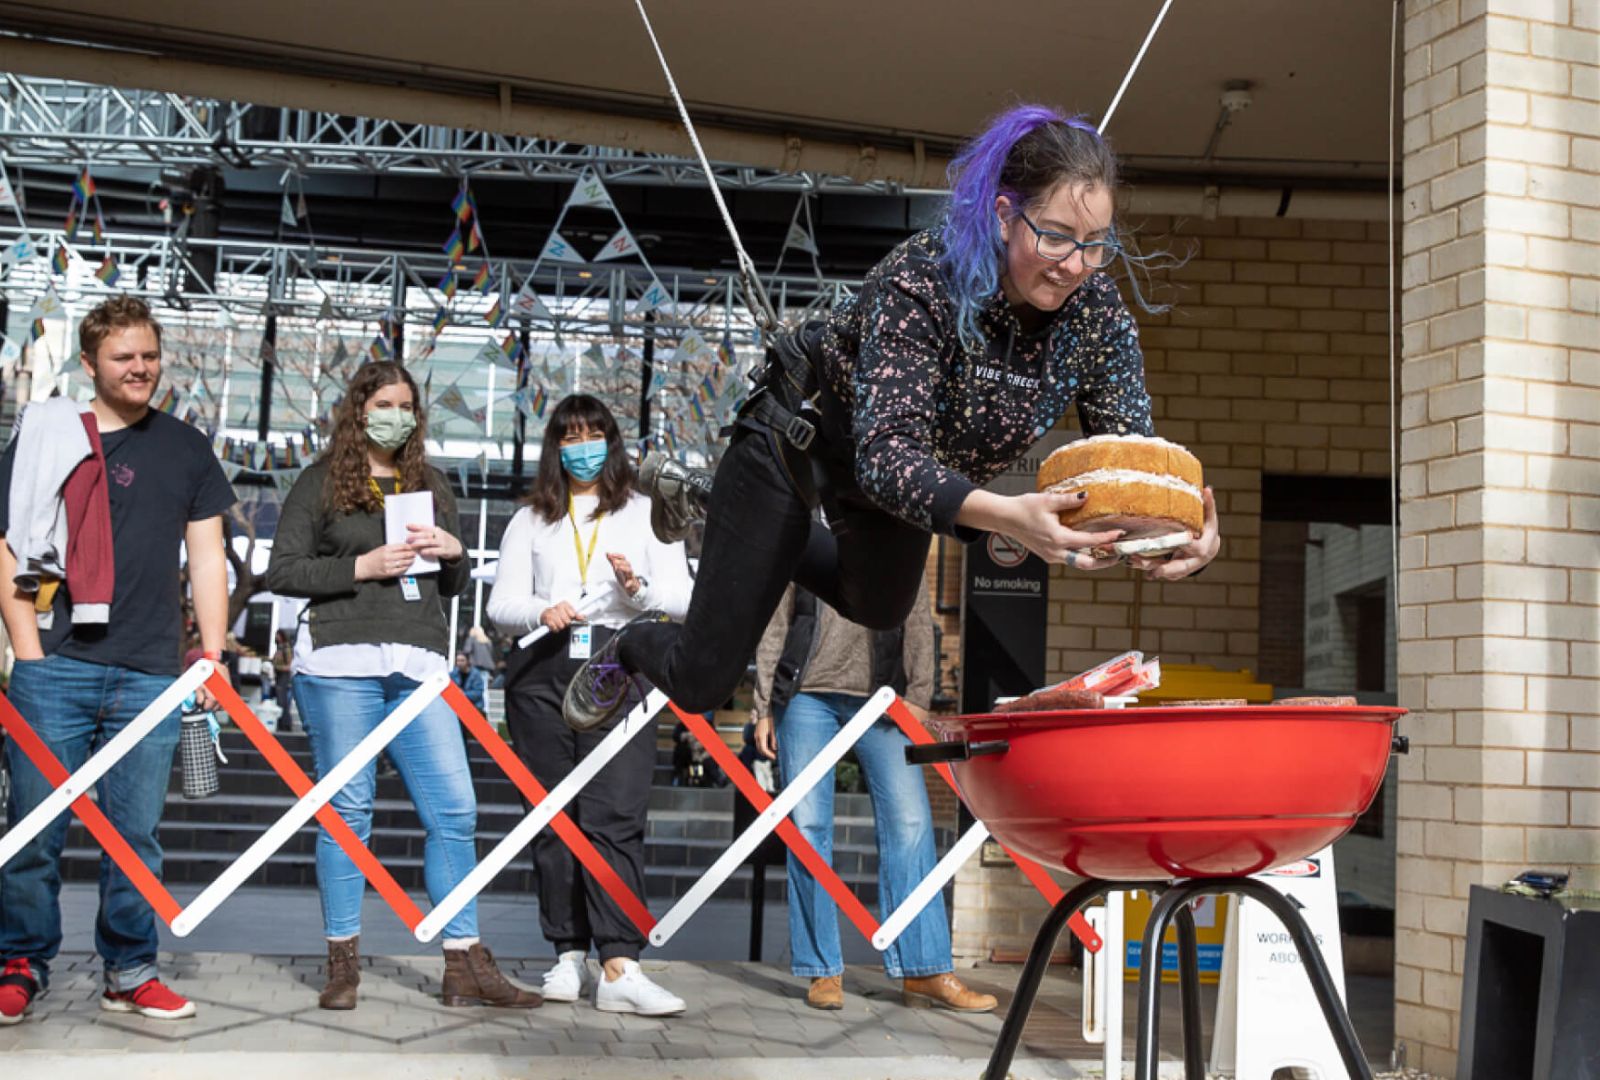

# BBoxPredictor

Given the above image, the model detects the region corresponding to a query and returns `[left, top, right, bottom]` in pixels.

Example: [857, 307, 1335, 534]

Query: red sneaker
[0, 959, 39, 1025]
[101, 978, 197, 1020]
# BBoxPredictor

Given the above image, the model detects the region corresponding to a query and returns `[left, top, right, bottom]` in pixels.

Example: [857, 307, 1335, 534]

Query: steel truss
[0, 75, 903, 192]
[0, 224, 856, 332]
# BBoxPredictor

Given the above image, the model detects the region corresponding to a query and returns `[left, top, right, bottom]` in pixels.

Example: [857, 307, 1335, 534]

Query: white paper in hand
[384, 491, 440, 574]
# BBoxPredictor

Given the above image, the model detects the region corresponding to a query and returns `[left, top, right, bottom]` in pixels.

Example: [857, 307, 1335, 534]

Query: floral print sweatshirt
[818, 230, 1155, 535]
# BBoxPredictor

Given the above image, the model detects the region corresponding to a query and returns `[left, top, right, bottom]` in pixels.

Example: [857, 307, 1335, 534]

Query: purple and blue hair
[938, 105, 1115, 349]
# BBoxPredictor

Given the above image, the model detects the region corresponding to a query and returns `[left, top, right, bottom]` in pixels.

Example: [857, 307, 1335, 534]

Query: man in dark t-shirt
[0, 296, 236, 1025]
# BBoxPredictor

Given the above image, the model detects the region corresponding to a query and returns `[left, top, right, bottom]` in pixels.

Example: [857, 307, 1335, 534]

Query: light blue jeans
[776, 691, 952, 979]
[0, 654, 179, 991]
[294, 673, 478, 940]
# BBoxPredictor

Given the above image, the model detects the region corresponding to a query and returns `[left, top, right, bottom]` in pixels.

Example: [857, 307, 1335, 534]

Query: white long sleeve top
[486, 491, 692, 636]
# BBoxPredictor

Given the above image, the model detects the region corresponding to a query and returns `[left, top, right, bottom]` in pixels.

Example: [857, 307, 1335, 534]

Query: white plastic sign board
[1211, 846, 1347, 1079]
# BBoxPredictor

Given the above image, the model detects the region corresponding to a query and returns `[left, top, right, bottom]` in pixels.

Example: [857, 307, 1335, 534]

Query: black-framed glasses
[1015, 209, 1121, 269]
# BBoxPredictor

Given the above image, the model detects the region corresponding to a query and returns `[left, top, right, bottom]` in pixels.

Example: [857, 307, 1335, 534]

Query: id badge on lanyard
[399, 576, 421, 602]
[569, 624, 593, 660]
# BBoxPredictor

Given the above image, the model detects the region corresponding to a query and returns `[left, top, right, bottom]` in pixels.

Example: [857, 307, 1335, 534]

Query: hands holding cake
[960, 435, 1220, 579]
[1037, 434, 1220, 580]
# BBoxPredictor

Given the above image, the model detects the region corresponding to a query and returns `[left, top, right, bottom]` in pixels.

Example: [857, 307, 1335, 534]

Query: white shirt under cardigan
[486, 492, 693, 636]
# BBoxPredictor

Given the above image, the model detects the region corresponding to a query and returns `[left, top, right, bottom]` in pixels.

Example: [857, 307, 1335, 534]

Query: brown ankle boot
[441, 944, 542, 1008]
[901, 972, 998, 1013]
[319, 937, 360, 1010]
[806, 975, 843, 1010]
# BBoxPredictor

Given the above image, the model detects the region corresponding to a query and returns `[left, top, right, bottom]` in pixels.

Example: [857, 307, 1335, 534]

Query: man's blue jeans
[0, 654, 180, 991]
[775, 690, 952, 979]
[294, 673, 479, 941]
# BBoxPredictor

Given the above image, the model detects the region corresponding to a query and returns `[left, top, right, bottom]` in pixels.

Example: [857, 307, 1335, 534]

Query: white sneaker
[594, 960, 686, 1016]
[540, 950, 594, 1003]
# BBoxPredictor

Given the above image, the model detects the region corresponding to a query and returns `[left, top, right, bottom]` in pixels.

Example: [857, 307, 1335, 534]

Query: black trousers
[621, 418, 932, 713]
[505, 626, 655, 962]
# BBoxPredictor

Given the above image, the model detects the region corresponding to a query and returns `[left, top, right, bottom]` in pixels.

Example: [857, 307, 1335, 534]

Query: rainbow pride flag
[442, 229, 465, 262]
[95, 257, 121, 286]
[471, 264, 491, 295]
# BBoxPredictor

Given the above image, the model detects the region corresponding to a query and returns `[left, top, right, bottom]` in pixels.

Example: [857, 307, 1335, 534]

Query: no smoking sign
[987, 533, 1028, 568]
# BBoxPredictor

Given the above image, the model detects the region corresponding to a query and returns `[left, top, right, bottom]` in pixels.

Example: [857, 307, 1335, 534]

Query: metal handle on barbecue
[904, 739, 1009, 766]
[1392, 734, 1410, 755]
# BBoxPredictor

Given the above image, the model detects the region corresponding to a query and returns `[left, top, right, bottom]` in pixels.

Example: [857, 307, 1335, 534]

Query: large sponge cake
[1037, 434, 1204, 537]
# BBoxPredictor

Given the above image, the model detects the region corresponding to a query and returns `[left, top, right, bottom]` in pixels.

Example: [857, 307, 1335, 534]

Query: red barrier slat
[440, 681, 657, 936]
[204, 674, 426, 930]
[669, 703, 882, 944]
[0, 693, 183, 925]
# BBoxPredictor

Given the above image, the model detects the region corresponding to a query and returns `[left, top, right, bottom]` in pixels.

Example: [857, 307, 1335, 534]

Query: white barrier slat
[872, 821, 988, 950]
[169, 674, 450, 936]
[415, 688, 668, 942]
[648, 685, 896, 947]
[0, 660, 214, 869]
[516, 592, 609, 648]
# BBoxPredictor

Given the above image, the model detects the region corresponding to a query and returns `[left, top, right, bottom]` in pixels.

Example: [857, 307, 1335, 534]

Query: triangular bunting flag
[539, 231, 585, 264]
[317, 294, 336, 322]
[593, 226, 640, 262]
[785, 221, 819, 256]
[512, 281, 556, 321]
[672, 330, 712, 365]
[213, 306, 238, 330]
[0, 170, 16, 210]
[28, 286, 65, 322]
[280, 192, 298, 228]
[633, 276, 672, 315]
[565, 169, 614, 211]
[0, 233, 34, 267]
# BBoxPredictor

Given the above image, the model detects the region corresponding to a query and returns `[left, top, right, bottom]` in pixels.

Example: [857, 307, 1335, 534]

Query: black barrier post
[733, 775, 788, 963]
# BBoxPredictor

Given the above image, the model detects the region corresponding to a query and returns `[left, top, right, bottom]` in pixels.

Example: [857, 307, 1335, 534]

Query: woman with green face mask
[267, 361, 540, 1013]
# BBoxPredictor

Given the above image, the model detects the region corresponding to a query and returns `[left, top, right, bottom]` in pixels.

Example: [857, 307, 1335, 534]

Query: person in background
[271, 628, 295, 728]
[452, 650, 488, 713]
[0, 296, 235, 1024]
[752, 575, 997, 1014]
[267, 360, 538, 1013]
[487, 393, 692, 1016]
[464, 623, 497, 678]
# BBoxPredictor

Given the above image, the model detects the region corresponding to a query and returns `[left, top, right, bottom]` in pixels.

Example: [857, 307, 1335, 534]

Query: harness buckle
[784, 413, 816, 451]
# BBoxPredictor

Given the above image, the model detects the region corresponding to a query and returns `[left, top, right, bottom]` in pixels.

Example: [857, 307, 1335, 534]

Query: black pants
[505, 627, 655, 962]
[621, 419, 932, 713]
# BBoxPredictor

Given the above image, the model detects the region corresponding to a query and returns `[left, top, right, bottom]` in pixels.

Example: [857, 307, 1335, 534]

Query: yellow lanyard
[568, 495, 604, 592]
[367, 475, 401, 506]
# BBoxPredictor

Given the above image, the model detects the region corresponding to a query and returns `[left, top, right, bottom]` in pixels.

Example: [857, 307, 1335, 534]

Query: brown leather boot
[319, 937, 360, 1010]
[441, 944, 542, 1008]
[901, 972, 998, 1013]
[806, 975, 843, 1010]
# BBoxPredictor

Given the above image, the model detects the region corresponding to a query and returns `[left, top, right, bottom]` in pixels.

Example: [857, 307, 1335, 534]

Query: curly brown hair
[320, 361, 435, 515]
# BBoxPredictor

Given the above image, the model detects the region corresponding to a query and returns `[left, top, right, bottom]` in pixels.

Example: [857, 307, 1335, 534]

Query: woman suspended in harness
[562, 103, 1222, 733]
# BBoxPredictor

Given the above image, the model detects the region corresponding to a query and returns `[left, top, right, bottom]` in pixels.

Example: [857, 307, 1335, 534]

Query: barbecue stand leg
[1227, 878, 1375, 1080]
[1135, 881, 1210, 1080]
[1174, 902, 1206, 1080]
[983, 878, 1120, 1080]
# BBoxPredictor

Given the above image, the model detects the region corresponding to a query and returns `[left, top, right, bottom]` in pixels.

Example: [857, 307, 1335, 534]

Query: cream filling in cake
[1043, 468, 1203, 501]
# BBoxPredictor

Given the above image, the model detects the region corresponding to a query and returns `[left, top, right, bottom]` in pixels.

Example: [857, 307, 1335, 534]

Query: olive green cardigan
[265, 460, 470, 655]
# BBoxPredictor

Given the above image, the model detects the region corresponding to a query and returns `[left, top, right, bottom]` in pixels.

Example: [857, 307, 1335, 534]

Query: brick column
[1397, 2, 1599, 1075]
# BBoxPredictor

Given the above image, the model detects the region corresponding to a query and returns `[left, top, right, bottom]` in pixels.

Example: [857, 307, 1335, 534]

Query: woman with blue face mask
[486, 394, 693, 1016]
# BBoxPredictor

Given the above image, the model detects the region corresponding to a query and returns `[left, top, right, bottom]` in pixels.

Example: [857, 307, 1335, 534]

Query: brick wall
[1395, 2, 1600, 1075]
[951, 208, 1401, 962]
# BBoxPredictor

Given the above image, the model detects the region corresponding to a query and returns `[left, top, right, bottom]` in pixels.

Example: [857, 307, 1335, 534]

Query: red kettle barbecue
[909, 701, 1407, 1080]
